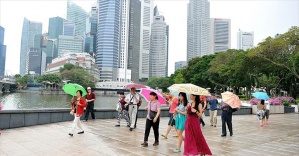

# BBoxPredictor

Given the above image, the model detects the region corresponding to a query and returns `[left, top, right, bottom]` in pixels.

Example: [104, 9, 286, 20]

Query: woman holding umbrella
[69, 90, 87, 137]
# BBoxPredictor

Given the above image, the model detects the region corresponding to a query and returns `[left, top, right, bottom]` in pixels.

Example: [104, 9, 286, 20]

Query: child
[115, 92, 130, 127]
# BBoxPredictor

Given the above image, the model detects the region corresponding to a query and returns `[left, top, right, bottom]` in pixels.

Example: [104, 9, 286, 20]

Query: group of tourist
[68, 87, 242, 156]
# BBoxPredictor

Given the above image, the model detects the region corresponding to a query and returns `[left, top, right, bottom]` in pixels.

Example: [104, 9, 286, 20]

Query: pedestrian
[84, 87, 96, 121]
[221, 101, 233, 137]
[184, 94, 212, 155]
[209, 94, 218, 127]
[257, 100, 266, 127]
[125, 87, 140, 131]
[161, 94, 178, 139]
[134, 95, 142, 129]
[265, 100, 270, 125]
[115, 92, 130, 127]
[200, 95, 207, 127]
[141, 92, 161, 147]
[69, 90, 87, 137]
[173, 92, 188, 153]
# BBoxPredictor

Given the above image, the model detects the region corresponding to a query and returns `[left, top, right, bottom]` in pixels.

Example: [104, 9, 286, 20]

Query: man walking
[208, 94, 218, 127]
[84, 87, 96, 121]
[125, 87, 140, 131]
[221, 101, 233, 137]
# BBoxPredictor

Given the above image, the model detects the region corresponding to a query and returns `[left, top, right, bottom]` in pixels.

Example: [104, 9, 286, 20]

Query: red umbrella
[124, 83, 146, 89]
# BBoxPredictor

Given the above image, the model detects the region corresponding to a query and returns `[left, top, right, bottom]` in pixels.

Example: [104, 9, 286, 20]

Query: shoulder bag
[149, 102, 157, 120]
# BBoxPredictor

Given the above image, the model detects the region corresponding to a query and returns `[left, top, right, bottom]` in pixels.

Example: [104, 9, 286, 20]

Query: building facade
[209, 18, 231, 54]
[139, 0, 154, 80]
[63, 20, 76, 36]
[58, 35, 84, 56]
[187, 0, 210, 61]
[96, 0, 121, 81]
[85, 4, 98, 55]
[20, 18, 42, 76]
[0, 26, 6, 79]
[67, 0, 87, 37]
[48, 17, 64, 39]
[175, 61, 187, 71]
[127, 0, 141, 83]
[237, 30, 254, 50]
[149, 15, 168, 78]
[46, 52, 99, 80]
[27, 48, 45, 75]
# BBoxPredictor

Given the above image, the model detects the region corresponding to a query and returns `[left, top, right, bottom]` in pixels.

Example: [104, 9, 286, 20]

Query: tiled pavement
[0, 114, 298, 156]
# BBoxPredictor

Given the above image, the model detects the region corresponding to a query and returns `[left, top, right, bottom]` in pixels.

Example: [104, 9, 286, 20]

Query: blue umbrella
[252, 92, 270, 100]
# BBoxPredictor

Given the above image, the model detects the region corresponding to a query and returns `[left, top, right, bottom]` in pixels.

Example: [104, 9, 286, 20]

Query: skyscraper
[96, 0, 121, 81]
[237, 30, 254, 50]
[63, 20, 76, 36]
[139, 0, 154, 80]
[175, 61, 187, 71]
[85, 4, 98, 55]
[128, 0, 141, 83]
[187, 0, 210, 61]
[58, 35, 84, 55]
[27, 48, 42, 75]
[67, 0, 87, 37]
[20, 18, 42, 76]
[0, 26, 7, 79]
[149, 15, 169, 78]
[48, 17, 64, 39]
[209, 18, 231, 54]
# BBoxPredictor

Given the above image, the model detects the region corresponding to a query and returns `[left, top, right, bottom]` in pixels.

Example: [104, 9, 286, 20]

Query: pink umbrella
[140, 88, 167, 105]
[125, 83, 146, 89]
[0, 102, 2, 111]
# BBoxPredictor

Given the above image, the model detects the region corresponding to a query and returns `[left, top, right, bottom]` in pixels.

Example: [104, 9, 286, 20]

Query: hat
[87, 87, 91, 90]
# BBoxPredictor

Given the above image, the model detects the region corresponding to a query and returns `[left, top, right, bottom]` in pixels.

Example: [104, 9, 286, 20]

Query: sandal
[173, 148, 181, 153]
[173, 135, 178, 137]
[161, 134, 167, 139]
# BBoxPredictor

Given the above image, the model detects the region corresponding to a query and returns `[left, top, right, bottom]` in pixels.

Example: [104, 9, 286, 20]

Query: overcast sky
[0, 0, 298, 76]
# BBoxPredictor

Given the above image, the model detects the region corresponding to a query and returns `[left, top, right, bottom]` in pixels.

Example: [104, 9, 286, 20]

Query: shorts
[265, 110, 269, 119]
[168, 113, 175, 126]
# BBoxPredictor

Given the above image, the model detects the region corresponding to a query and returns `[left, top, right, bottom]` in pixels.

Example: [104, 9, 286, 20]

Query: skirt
[175, 114, 187, 131]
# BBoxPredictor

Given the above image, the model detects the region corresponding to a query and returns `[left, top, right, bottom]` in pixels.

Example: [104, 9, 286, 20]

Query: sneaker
[78, 131, 84, 134]
[214, 125, 216, 127]
[68, 133, 73, 137]
[230, 133, 233, 136]
[173, 148, 181, 153]
[129, 128, 133, 131]
[161, 134, 168, 139]
[126, 125, 130, 127]
[115, 125, 120, 127]
[153, 141, 159, 146]
[221, 134, 226, 137]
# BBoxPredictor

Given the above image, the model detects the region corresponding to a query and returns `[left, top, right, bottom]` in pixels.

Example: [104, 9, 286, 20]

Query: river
[0, 93, 123, 110]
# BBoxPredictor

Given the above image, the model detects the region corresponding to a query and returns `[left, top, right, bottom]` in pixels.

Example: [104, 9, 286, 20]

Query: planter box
[252, 105, 284, 114]
[284, 106, 295, 113]
[291, 105, 298, 113]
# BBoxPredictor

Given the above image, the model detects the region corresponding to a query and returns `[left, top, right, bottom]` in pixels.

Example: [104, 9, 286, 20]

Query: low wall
[0, 107, 252, 130]
[284, 106, 295, 113]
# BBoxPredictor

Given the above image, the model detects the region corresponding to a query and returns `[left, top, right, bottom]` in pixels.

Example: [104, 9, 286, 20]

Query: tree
[37, 74, 62, 84]
[146, 77, 172, 92]
[170, 69, 186, 84]
[59, 63, 75, 73]
[60, 66, 95, 88]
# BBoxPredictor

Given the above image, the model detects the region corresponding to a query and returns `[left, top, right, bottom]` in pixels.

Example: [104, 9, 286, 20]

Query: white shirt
[125, 93, 140, 104]
[265, 101, 270, 110]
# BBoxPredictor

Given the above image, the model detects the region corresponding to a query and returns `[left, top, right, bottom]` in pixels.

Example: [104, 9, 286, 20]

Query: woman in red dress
[184, 94, 212, 156]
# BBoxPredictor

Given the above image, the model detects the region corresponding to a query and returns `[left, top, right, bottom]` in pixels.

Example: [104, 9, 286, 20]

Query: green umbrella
[62, 83, 87, 97]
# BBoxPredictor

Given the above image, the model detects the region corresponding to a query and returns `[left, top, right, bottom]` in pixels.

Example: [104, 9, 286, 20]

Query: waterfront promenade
[0, 114, 298, 156]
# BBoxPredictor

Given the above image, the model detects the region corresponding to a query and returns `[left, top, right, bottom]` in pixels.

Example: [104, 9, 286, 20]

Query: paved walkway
[0, 114, 298, 156]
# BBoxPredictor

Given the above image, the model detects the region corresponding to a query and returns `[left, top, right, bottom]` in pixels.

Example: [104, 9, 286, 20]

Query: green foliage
[282, 101, 290, 107]
[37, 74, 62, 84]
[60, 66, 95, 88]
[59, 63, 75, 73]
[146, 77, 172, 92]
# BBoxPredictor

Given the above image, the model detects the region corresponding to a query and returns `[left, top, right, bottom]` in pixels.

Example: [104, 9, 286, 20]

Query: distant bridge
[93, 81, 141, 92]
[0, 80, 16, 93]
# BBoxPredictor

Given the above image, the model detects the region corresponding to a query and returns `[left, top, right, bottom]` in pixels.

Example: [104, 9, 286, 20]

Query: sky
[0, 0, 298, 76]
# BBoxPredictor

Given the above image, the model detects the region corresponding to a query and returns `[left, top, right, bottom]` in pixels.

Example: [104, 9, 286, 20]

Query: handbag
[116, 102, 122, 111]
[149, 102, 157, 120]
[70, 100, 78, 115]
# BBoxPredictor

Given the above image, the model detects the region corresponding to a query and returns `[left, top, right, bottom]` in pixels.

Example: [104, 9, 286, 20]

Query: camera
[130, 102, 133, 105]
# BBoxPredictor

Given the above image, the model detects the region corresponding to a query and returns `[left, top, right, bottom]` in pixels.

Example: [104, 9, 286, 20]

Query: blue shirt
[209, 99, 218, 111]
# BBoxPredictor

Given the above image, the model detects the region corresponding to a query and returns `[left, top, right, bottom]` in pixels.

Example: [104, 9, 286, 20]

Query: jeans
[221, 111, 232, 135]
[144, 118, 160, 142]
[85, 102, 95, 120]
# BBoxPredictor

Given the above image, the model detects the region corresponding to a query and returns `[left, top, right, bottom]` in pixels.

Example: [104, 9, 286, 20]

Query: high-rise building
[63, 20, 76, 36]
[153, 5, 159, 16]
[209, 18, 231, 54]
[149, 15, 169, 78]
[20, 18, 42, 76]
[237, 30, 254, 50]
[58, 35, 84, 56]
[0, 26, 7, 79]
[67, 0, 87, 37]
[128, 0, 141, 83]
[175, 61, 187, 71]
[48, 17, 64, 39]
[139, 0, 154, 80]
[118, 0, 131, 82]
[187, 0, 210, 61]
[85, 4, 98, 55]
[27, 48, 43, 75]
[96, 0, 121, 81]
[46, 39, 57, 65]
